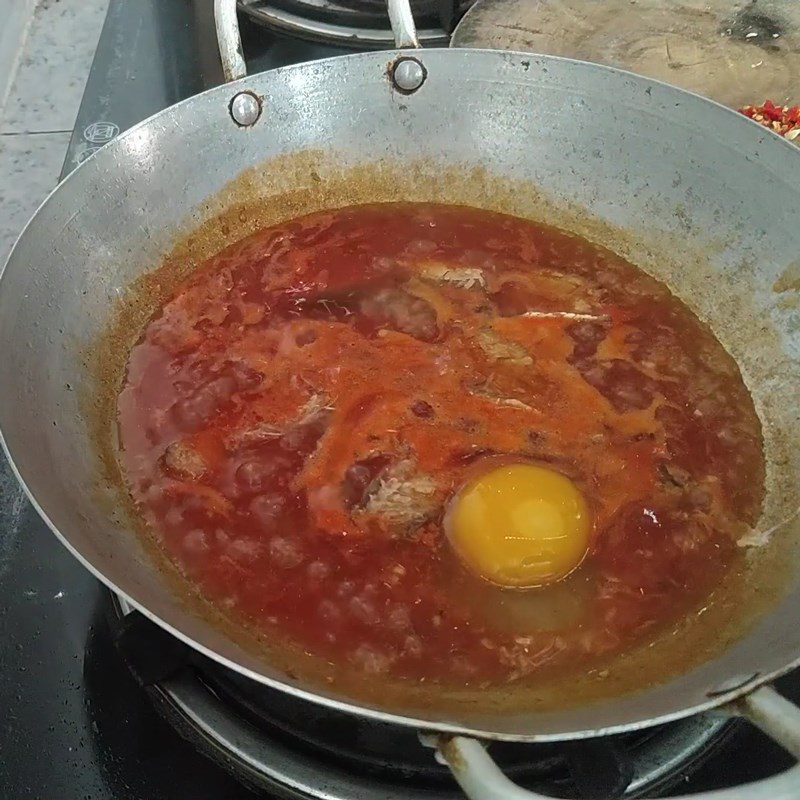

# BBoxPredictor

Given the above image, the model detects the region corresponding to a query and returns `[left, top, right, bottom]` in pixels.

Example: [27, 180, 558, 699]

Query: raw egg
[446, 463, 590, 588]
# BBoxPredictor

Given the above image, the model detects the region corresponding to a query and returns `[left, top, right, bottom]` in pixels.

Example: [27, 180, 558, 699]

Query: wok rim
[1, 46, 800, 741]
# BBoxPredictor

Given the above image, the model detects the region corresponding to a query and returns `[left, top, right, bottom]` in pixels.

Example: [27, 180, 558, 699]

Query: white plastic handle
[430, 686, 800, 800]
[215, 0, 247, 82]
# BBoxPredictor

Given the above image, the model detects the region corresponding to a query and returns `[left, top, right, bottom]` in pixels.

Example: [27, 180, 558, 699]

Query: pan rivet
[391, 57, 426, 94]
[230, 91, 262, 127]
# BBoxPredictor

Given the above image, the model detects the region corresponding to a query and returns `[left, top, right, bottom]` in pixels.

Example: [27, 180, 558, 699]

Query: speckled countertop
[0, 0, 109, 264]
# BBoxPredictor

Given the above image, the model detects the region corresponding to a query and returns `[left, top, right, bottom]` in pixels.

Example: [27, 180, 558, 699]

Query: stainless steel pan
[1, 1, 800, 797]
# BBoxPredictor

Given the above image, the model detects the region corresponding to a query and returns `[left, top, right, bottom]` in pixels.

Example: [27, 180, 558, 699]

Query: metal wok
[1, 1, 799, 797]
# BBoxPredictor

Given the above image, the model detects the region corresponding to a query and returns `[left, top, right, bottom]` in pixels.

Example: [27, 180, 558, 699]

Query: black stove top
[1, 1, 799, 798]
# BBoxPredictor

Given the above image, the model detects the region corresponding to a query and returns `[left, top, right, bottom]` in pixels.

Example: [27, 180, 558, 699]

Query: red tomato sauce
[118, 203, 764, 685]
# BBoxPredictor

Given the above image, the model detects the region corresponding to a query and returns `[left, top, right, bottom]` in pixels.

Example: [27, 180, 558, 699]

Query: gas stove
[1, 1, 799, 798]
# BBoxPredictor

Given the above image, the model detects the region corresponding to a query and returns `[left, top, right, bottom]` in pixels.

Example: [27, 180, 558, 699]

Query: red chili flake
[761, 99, 783, 121]
[738, 99, 800, 143]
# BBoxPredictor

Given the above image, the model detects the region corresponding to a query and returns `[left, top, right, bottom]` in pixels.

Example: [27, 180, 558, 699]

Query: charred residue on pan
[80, 151, 799, 717]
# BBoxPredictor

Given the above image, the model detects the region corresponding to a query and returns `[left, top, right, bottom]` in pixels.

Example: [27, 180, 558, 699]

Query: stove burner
[112, 597, 735, 800]
[238, 0, 474, 46]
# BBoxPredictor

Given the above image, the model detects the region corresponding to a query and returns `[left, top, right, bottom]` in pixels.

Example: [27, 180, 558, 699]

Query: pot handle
[215, 0, 420, 83]
[424, 686, 800, 800]
[215, 0, 247, 83]
[387, 0, 421, 49]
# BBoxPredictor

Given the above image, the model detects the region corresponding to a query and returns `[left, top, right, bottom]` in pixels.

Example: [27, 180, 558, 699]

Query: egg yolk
[446, 463, 590, 588]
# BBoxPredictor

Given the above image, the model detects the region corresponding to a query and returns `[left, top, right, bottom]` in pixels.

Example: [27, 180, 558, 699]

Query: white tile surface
[0, 0, 109, 266]
[0, 131, 70, 262]
[0, 0, 37, 118]
[1, 0, 109, 134]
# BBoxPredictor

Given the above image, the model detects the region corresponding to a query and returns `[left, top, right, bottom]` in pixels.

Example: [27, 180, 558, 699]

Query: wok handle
[387, 0, 421, 48]
[214, 0, 419, 81]
[425, 685, 800, 800]
[215, 0, 247, 82]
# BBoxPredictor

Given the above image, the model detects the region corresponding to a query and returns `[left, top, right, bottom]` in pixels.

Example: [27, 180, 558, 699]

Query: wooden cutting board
[451, 0, 799, 108]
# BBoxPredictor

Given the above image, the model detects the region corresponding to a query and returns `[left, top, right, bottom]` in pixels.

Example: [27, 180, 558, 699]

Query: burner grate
[112, 602, 736, 800]
[237, 0, 474, 46]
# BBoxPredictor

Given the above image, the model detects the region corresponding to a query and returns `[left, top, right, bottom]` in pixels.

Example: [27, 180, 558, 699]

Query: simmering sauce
[118, 203, 764, 685]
